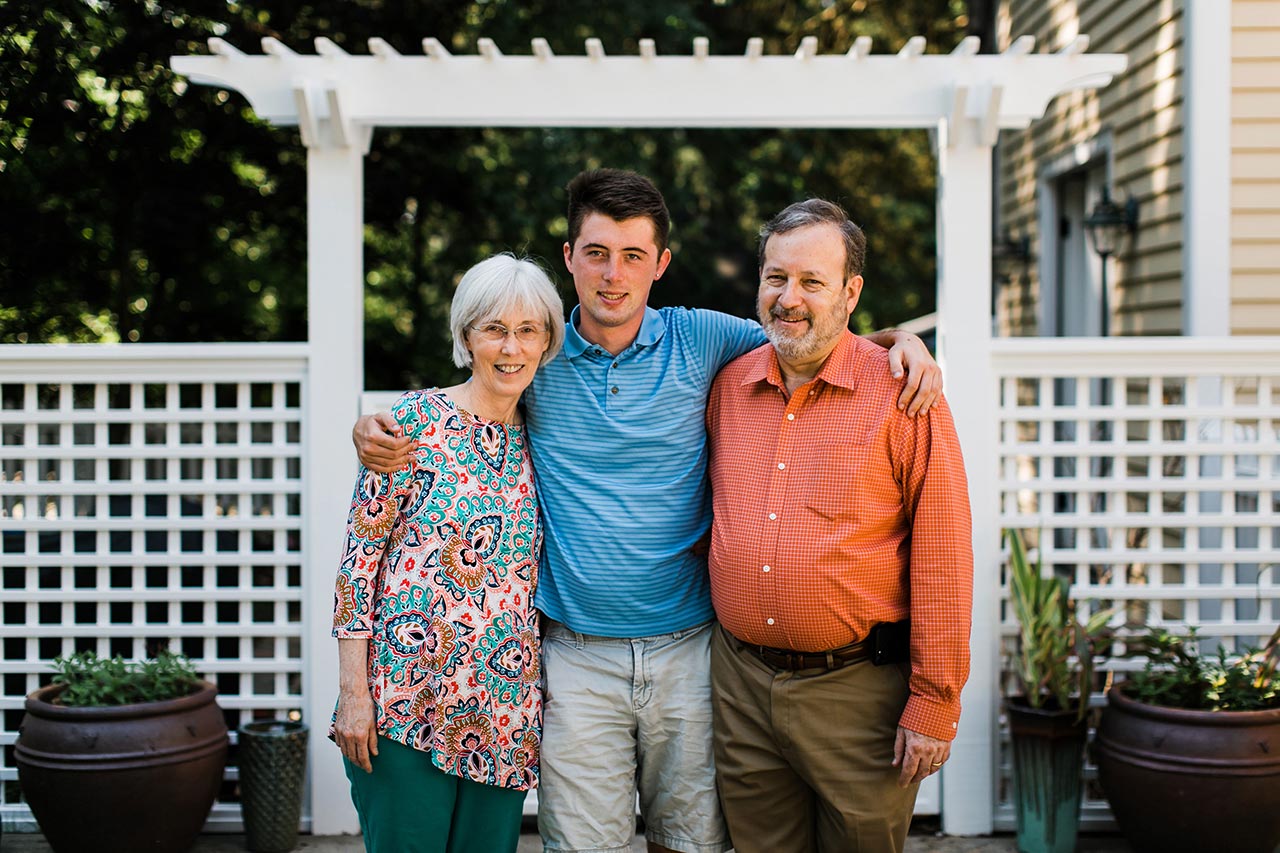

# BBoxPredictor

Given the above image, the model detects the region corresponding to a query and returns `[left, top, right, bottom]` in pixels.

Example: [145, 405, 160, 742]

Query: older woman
[331, 253, 564, 853]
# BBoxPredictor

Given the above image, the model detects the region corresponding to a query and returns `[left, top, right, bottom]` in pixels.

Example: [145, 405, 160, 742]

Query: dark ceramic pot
[238, 720, 308, 853]
[1006, 697, 1088, 853]
[1095, 684, 1280, 853]
[15, 681, 228, 853]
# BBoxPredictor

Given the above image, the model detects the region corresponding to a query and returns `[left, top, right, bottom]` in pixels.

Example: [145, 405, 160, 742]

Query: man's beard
[758, 297, 849, 361]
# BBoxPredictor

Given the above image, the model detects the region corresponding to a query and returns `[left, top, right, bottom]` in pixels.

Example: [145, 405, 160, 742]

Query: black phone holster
[868, 619, 910, 666]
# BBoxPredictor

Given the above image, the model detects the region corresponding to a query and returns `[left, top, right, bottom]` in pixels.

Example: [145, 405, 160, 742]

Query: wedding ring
[931, 761, 943, 766]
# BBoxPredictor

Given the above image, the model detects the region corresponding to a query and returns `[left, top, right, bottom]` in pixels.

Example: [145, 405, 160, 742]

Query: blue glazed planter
[1007, 698, 1087, 853]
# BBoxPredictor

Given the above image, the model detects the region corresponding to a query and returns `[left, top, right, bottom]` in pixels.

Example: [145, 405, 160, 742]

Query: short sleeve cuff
[332, 626, 373, 639]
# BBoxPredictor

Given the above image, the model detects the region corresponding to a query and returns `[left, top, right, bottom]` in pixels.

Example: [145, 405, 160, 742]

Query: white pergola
[172, 34, 1126, 836]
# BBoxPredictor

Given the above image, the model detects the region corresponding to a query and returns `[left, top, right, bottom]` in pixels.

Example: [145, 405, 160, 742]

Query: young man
[706, 199, 973, 853]
[353, 170, 941, 853]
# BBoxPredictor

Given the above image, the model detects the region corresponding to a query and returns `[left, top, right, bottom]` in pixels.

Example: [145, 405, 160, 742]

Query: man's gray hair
[449, 254, 566, 368]
[758, 199, 866, 280]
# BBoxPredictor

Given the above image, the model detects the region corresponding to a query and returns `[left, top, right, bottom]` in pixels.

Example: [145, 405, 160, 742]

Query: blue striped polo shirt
[523, 305, 766, 637]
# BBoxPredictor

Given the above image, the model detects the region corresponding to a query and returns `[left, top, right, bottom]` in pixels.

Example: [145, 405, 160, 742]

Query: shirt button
[808, 390, 815, 396]
[612, 362, 618, 369]
[610, 386, 619, 395]
[762, 565, 770, 573]
[766, 618, 775, 625]
[768, 513, 777, 520]
[786, 413, 795, 421]
[777, 462, 786, 470]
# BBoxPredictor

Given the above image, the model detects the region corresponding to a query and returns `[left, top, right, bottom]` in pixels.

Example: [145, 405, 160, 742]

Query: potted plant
[1004, 528, 1113, 853]
[15, 650, 228, 853]
[1095, 625, 1280, 853]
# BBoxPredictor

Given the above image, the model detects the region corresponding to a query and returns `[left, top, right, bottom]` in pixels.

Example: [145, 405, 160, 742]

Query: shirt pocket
[803, 443, 903, 533]
[803, 446, 868, 525]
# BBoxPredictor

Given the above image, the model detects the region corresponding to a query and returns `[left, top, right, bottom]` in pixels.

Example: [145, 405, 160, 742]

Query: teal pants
[343, 737, 527, 853]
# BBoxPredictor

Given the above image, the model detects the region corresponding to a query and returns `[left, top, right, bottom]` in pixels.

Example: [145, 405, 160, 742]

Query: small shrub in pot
[16, 650, 228, 853]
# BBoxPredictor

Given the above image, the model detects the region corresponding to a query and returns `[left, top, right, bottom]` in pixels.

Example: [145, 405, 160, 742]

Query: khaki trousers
[710, 624, 919, 853]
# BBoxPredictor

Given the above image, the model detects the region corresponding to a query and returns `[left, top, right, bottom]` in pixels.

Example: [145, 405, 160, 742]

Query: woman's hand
[335, 638, 379, 772]
[353, 412, 413, 473]
[334, 687, 380, 773]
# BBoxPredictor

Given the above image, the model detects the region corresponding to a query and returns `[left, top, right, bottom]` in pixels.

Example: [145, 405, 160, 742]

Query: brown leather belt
[745, 638, 870, 671]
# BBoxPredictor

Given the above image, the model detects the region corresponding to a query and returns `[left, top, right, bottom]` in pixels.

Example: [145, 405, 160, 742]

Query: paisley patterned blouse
[332, 389, 542, 791]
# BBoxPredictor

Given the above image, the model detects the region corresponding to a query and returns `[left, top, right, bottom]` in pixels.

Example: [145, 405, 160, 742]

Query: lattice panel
[993, 346, 1280, 829]
[0, 352, 307, 830]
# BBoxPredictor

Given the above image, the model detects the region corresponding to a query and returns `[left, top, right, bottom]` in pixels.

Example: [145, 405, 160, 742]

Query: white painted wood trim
[1183, 0, 1232, 336]
[301, 145, 366, 835]
[170, 42, 1125, 136]
[936, 136, 998, 836]
[991, 334, 1278, 373]
[0, 342, 310, 377]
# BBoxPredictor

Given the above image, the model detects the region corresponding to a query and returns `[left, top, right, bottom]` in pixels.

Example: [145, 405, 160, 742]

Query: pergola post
[934, 123, 998, 835]
[301, 142, 367, 835]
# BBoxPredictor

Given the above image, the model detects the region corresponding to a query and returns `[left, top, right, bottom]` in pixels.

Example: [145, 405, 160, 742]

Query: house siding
[995, 0, 1185, 337]
[1231, 0, 1280, 334]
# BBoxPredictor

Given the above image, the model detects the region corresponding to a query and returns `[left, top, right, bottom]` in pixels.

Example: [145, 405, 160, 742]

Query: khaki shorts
[537, 619, 730, 853]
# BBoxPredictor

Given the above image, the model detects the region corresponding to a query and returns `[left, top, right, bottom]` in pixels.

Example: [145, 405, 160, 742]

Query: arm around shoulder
[352, 410, 413, 473]
[865, 329, 942, 416]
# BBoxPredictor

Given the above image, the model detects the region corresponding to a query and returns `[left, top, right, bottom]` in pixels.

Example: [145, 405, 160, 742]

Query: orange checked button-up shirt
[706, 331, 974, 741]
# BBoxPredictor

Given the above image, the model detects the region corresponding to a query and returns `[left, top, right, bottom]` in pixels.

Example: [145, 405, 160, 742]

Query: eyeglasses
[469, 323, 547, 343]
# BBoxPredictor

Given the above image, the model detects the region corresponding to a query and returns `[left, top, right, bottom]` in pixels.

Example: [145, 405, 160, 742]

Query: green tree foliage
[2, 0, 967, 389]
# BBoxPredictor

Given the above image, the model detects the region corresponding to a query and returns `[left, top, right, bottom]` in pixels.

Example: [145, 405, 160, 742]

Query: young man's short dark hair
[566, 169, 672, 253]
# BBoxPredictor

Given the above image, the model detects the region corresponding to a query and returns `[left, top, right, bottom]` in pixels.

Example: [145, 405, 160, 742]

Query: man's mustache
[769, 310, 812, 322]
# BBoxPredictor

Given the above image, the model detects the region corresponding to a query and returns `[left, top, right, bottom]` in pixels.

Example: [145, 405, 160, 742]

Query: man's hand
[892, 726, 951, 787]
[334, 688, 380, 773]
[353, 412, 413, 473]
[884, 331, 941, 416]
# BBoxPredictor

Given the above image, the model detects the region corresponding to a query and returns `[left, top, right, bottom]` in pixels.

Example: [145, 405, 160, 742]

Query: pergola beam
[172, 42, 1124, 135]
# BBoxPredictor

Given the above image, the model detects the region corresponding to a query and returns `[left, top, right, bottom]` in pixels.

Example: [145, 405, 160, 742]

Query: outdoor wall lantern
[992, 230, 1032, 281]
[1084, 188, 1139, 336]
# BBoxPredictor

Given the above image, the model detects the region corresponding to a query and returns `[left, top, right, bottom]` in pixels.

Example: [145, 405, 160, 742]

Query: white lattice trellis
[0, 344, 309, 831]
[993, 337, 1280, 829]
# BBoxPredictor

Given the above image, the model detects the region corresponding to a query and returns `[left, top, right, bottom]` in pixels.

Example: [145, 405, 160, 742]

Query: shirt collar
[740, 329, 863, 392]
[563, 305, 665, 359]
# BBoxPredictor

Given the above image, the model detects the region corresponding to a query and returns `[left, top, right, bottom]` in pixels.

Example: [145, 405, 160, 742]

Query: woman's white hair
[449, 253, 566, 369]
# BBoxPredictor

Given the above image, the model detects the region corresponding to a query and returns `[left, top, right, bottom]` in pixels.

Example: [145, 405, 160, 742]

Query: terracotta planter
[15, 681, 228, 853]
[1095, 684, 1280, 853]
[1006, 698, 1087, 853]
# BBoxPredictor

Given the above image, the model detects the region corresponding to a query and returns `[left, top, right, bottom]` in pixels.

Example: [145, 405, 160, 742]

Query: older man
[705, 199, 974, 853]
